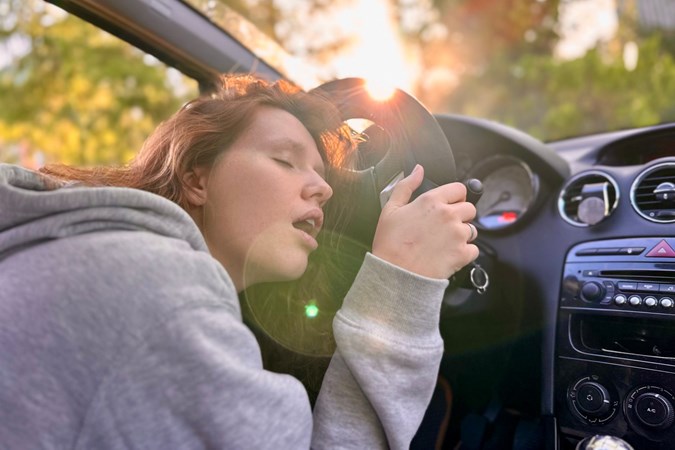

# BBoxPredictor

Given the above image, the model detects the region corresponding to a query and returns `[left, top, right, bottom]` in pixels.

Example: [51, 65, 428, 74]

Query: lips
[292, 209, 323, 239]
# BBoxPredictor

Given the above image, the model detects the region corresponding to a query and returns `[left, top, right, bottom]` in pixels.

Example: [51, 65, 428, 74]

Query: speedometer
[468, 156, 538, 230]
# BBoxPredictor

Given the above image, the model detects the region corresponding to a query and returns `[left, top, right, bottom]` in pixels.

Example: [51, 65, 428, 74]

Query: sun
[365, 79, 398, 101]
[332, 0, 417, 98]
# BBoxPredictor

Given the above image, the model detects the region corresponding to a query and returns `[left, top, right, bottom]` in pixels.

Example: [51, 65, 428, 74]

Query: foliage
[3, 0, 675, 156]
[0, 1, 197, 167]
[447, 34, 675, 142]
[412, 0, 560, 110]
[437, 0, 561, 61]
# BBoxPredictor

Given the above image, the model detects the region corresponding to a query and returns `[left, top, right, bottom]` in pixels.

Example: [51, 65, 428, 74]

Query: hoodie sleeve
[311, 253, 449, 450]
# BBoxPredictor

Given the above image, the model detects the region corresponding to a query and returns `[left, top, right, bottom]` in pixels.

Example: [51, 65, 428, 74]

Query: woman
[0, 74, 478, 449]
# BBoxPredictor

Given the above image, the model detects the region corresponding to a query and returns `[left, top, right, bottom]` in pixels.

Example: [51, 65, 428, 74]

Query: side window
[0, 1, 199, 168]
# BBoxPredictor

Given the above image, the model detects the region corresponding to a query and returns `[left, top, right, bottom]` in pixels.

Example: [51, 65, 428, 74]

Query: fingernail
[412, 164, 421, 174]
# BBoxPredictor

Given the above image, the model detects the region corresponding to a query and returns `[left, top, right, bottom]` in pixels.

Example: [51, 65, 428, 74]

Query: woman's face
[195, 106, 333, 291]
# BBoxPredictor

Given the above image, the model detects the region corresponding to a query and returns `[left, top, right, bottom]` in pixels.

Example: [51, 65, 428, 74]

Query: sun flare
[365, 79, 397, 101]
[332, 0, 417, 95]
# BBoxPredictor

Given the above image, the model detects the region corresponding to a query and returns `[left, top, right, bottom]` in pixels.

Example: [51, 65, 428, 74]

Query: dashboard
[432, 114, 675, 450]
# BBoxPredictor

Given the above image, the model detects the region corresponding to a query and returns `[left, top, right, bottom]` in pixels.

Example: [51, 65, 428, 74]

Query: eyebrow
[268, 137, 305, 153]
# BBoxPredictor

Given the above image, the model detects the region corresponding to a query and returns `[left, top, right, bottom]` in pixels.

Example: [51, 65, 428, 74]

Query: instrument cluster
[466, 156, 539, 231]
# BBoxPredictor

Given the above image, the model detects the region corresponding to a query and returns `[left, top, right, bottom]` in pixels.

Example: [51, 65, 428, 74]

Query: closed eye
[273, 158, 294, 169]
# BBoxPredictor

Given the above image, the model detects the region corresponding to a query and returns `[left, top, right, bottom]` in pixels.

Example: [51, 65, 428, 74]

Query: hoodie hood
[0, 164, 208, 260]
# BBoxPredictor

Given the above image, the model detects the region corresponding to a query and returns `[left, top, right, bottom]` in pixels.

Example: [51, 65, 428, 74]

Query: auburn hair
[40, 74, 355, 208]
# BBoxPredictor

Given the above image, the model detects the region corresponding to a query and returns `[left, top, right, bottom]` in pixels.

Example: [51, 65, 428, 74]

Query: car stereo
[555, 237, 675, 449]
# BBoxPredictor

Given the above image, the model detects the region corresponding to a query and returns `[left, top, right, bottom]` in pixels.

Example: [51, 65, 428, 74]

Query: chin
[256, 255, 309, 284]
[245, 238, 310, 283]
[276, 261, 309, 282]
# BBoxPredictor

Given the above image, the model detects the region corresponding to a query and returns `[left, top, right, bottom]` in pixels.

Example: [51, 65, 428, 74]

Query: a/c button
[636, 395, 668, 426]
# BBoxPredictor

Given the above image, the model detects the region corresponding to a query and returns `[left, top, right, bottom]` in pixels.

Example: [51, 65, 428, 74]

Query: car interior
[5, 0, 675, 448]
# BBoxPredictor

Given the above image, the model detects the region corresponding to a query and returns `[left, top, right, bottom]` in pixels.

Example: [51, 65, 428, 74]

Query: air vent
[630, 162, 675, 223]
[558, 171, 619, 227]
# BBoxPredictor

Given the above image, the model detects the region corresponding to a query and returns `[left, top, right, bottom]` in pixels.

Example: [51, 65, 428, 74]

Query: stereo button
[661, 298, 674, 308]
[645, 296, 658, 307]
[614, 294, 627, 305]
[638, 282, 660, 292]
[660, 284, 675, 294]
[629, 295, 642, 306]
[619, 247, 645, 255]
[595, 248, 621, 255]
[581, 281, 605, 302]
[618, 282, 638, 291]
[602, 281, 615, 300]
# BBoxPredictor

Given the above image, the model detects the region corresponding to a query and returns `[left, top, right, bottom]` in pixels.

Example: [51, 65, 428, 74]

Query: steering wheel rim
[312, 78, 456, 232]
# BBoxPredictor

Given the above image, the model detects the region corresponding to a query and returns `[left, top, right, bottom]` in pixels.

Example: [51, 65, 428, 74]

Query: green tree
[448, 34, 675, 142]
[0, 0, 198, 167]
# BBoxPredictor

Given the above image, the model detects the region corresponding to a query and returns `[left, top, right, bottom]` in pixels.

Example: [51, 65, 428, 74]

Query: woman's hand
[372, 165, 479, 280]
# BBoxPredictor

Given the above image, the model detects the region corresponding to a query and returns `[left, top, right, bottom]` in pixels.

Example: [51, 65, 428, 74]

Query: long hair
[41, 74, 355, 207]
[41, 73, 360, 401]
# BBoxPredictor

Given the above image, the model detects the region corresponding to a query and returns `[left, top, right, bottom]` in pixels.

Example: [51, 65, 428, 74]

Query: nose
[303, 172, 333, 206]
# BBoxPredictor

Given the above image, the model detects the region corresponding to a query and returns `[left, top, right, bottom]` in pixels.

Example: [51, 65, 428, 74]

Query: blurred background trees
[0, 0, 197, 167]
[200, 0, 675, 141]
[442, 0, 675, 140]
[2, 0, 675, 167]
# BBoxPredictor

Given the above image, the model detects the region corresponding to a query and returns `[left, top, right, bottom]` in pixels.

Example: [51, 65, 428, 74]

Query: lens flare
[304, 301, 319, 318]
[365, 79, 397, 101]
[330, 0, 417, 95]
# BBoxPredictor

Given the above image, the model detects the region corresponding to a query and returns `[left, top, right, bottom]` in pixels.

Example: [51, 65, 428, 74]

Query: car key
[461, 178, 490, 294]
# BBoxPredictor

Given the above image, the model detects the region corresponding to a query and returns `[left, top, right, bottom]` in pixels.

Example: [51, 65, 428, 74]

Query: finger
[451, 202, 477, 223]
[421, 181, 468, 204]
[467, 243, 480, 263]
[452, 243, 480, 276]
[437, 201, 476, 224]
[387, 164, 424, 207]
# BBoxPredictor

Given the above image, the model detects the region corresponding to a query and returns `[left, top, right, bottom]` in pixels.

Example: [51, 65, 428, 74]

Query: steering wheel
[311, 77, 457, 243]
[243, 78, 459, 361]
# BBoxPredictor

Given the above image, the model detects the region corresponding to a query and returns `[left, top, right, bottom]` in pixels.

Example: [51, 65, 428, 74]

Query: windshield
[186, 0, 675, 142]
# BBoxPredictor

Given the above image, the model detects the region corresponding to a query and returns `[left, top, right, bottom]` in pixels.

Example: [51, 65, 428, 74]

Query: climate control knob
[634, 392, 675, 429]
[625, 385, 675, 437]
[568, 377, 618, 424]
[576, 381, 612, 416]
[581, 281, 605, 302]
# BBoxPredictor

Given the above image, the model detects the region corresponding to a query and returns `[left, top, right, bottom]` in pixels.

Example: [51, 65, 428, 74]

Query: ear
[182, 166, 210, 207]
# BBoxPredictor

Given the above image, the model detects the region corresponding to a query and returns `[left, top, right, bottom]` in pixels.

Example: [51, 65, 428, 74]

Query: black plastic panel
[555, 238, 675, 448]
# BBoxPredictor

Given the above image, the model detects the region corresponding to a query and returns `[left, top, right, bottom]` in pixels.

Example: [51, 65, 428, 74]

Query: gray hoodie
[0, 163, 448, 449]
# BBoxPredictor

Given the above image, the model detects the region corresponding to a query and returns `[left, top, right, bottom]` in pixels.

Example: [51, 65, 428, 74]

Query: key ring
[470, 263, 489, 295]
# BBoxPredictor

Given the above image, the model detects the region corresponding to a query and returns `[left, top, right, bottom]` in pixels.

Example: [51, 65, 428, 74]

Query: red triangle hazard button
[646, 240, 675, 258]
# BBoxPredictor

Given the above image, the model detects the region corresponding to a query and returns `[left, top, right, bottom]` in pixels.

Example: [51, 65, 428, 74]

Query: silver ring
[466, 223, 476, 242]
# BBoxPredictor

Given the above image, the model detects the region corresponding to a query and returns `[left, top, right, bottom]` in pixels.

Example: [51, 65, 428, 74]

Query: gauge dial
[469, 157, 538, 230]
